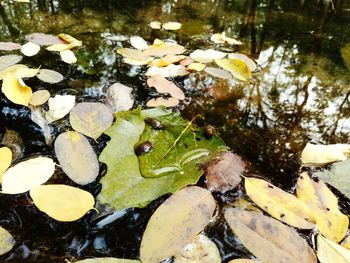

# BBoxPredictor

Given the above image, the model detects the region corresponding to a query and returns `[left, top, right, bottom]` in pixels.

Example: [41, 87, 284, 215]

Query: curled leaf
[1, 72, 32, 106]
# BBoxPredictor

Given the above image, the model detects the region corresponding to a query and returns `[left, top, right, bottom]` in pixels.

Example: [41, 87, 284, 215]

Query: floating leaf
[55, 131, 99, 185]
[1, 72, 32, 106]
[29, 90, 50, 106]
[228, 260, 257, 263]
[30, 184, 95, 222]
[46, 43, 74, 52]
[0, 55, 23, 71]
[36, 69, 64, 84]
[143, 42, 185, 57]
[130, 36, 148, 50]
[147, 75, 185, 100]
[190, 49, 226, 63]
[70, 102, 113, 140]
[45, 95, 75, 122]
[60, 50, 77, 64]
[174, 234, 221, 263]
[341, 236, 350, 250]
[244, 177, 315, 229]
[301, 143, 350, 165]
[0, 64, 27, 80]
[30, 107, 52, 145]
[20, 42, 40, 57]
[188, 63, 206, 71]
[162, 21, 182, 31]
[58, 33, 82, 47]
[106, 83, 134, 113]
[211, 32, 242, 45]
[150, 55, 187, 67]
[2, 156, 55, 194]
[0, 147, 12, 180]
[74, 259, 140, 263]
[228, 53, 257, 72]
[140, 186, 216, 263]
[296, 172, 348, 242]
[224, 208, 317, 263]
[0, 42, 21, 51]
[149, 21, 161, 29]
[117, 48, 150, 61]
[146, 64, 188, 78]
[16, 67, 40, 86]
[215, 59, 251, 81]
[0, 227, 15, 256]
[204, 67, 232, 79]
[146, 97, 179, 107]
[317, 234, 350, 263]
[123, 57, 153, 66]
[25, 33, 63, 46]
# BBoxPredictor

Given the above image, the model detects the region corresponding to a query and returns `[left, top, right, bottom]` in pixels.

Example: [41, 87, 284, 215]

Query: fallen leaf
[55, 131, 99, 185]
[215, 59, 251, 81]
[0, 147, 12, 180]
[130, 36, 148, 50]
[36, 69, 64, 84]
[0, 64, 27, 80]
[60, 50, 77, 64]
[341, 236, 350, 250]
[179, 57, 195, 66]
[244, 177, 315, 229]
[74, 258, 140, 263]
[296, 172, 348, 242]
[228, 260, 257, 263]
[0, 227, 15, 256]
[204, 67, 232, 79]
[16, 67, 40, 86]
[45, 95, 75, 122]
[174, 234, 221, 263]
[162, 21, 182, 31]
[104, 34, 129, 42]
[30, 106, 52, 145]
[1, 156, 55, 194]
[301, 143, 350, 165]
[20, 42, 40, 57]
[317, 234, 350, 263]
[46, 43, 74, 52]
[188, 63, 206, 71]
[211, 33, 226, 44]
[0, 42, 21, 51]
[0, 55, 23, 71]
[25, 33, 63, 46]
[204, 152, 244, 192]
[143, 42, 186, 57]
[30, 184, 95, 222]
[70, 102, 113, 140]
[29, 90, 50, 106]
[1, 130, 24, 162]
[58, 33, 82, 47]
[1, 72, 32, 106]
[228, 53, 257, 72]
[146, 97, 179, 107]
[147, 75, 185, 100]
[222, 32, 242, 45]
[149, 21, 162, 29]
[117, 48, 150, 61]
[150, 55, 187, 67]
[225, 208, 317, 263]
[106, 82, 134, 112]
[140, 186, 216, 263]
[190, 49, 226, 63]
[146, 64, 188, 77]
[232, 197, 262, 213]
[123, 57, 153, 66]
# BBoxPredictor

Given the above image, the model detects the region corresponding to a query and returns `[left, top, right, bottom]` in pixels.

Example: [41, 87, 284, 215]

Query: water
[1, 0, 350, 262]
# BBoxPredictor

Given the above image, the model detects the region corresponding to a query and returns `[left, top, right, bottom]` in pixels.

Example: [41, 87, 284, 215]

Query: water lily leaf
[150, 55, 187, 67]
[2, 156, 55, 194]
[0, 42, 21, 51]
[0, 227, 15, 256]
[296, 172, 348, 242]
[147, 75, 185, 100]
[1, 72, 32, 106]
[60, 50, 77, 64]
[30, 90, 50, 106]
[25, 33, 63, 46]
[45, 95, 75, 122]
[30, 184, 95, 222]
[0, 55, 23, 71]
[301, 143, 350, 166]
[188, 63, 206, 71]
[130, 36, 148, 50]
[204, 67, 232, 79]
[190, 49, 226, 63]
[317, 235, 350, 263]
[228, 53, 257, 72]
[174, 234, 221, 263]
[149, 21, 161, 29]
[146, 97, 179, 107]
[146, 64, 188, 77]
[30, 106, 52, 145]
[244, 177, 315, 229]
[74, 258, 140, 263]
[20, 42, 40, 57]
[70, 102, 113, 140]
[215, 59, 251, 81]
[224, 208, 317, 263]
[143, 42, 185, 57]
[106, 83, 134, 113]
[36, 69, 64, 84]
[140, 186, 216, 263]
[0, 147, 12, 181]
[162, 21, 182, 31]
[55, 131, 99, 185]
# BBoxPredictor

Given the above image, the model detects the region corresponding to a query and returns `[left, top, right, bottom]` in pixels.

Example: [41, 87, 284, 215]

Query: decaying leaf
[106, 82, 134, 112]
[45, 95, 75, 122]
[143, 42, 185, 57]
[0, 42, 21, 51]
[1, 156, 55, 194]
[174, 234, 221, 263]
[190, 49, 226, 63]
[20, 42, 40, 57]
[301, 143, 350, 165]
[149, 21, 162, 29]
[232, 197, 262, 213]
[147, 75, 185, 100]
[30, 184, 95, 222]
[244, 177, 315, 229]
[215, 59, 251, 81]
[162, 21, 182, 31]
[1, 129, 24, 162]
[140, 186, 216, 263]
[0, 227, 15, 256]
[30, 90, 50, 106]
[188, 63, 206, 71]
[55, 131, 99, 185]
[74, 258, 140, 263]
[70, 102, 113, 140]
[36, 69, 64, 84]
[146, 64, 188, 78]
[204, 151, 244, 192]
[60, 50, 77, 64]
[0, 55, 23, 71]
[1, 72, 32, 106]
[25, 33, 63, 46]
[146, 97, 179, 107]
[225, 208, 317, 263]
[205, 67, 232, 79]
[228, 53, 257, 72]
[296, 172, 348, 242]
[317, 234, 350, 263]
[130, 36, 148, 50]
[0, 147, 12, 180]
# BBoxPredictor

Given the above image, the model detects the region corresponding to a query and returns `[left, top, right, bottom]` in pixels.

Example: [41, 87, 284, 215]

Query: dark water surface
[1, 0, 350, 262]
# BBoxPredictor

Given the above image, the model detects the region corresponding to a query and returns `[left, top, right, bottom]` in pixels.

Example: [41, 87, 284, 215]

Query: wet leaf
[146, 64, 188, 77]
[29, 89, 50, 106]
[46, 43, 74, 52]
[143, 42, 185, 57]
[58, 33, 82, 47]
[150, 55, 186, 67]
[2, 156, 55, 194]
[30, 184, 95, 222]
[162, 21, 182, 30]
[1, 130, 24, 162]
[36, 69, 64, 84]
[244, 177, 315, 229]
[0, 42, 21, 51]
[130, 36, 148, 50]
[70, 102, 113, 140]
[0, 227, 15, 256]
[301, 143, 350, 165]
[147, 75, 185, 100]
[204, 67, 232, 79]
[317, 235, 350, 263]
[55, 131, 99, 185]
[149, 21, 161, 29]
[140, 186, 216, 263]
[106, 82, 134, 113]
[74, 259, 140, 263]
[228, 53, 257, 72]
[296, 172, 348, 242]
[187, 63, 206, 71]
[45, 95, 75, 122]
[174, 234, 221, 263]
[224, 208, 317, 263]
[123, 57, 153, 66]
[0, 64, 27, 80]
[204, 152, 244, 192]
[146, 97, 179, 107]
[0, 55, 23, 71]
[190, 49, 226, 63]
[20, 42, 40, 57]
[0, 147, 12, 180]
[25, 33, 63, 46]
[117, 48, 151, 62]
[215, 59, 251, 81]
[16, 67, 40, 86]
[211, 32, 242, 45]
[341, 236, 350, 250]
[60, 50, 77, 64]
[1, 72, 32, 106]
[30, 107, 52, 145]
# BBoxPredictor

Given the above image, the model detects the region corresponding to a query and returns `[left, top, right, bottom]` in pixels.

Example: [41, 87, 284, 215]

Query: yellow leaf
[150, 55, 186, 67]
[58, 33, 82, 47]
[342, 236, 350, 250]
[46, 43, 75, 52]
[60, 50, 77, 64]
[0, 64, 27, 80]
[317, 235, 350, 263]
[20, 42, 40, 57]
[30, 184, 95, 222]
[215, 59, 251, 81]
[301, 143, 350, 165]
[244, 177, 315, 229]
[211, 33, 226, 44]
[149, 21, 161, 29]
[16, 67, 40, 86]
[162, 21, 182, 31]
[0, 227, 15, 256]
[296, 172, 348, 242]
[143, 42, 186, 57]
[0, 147, 12, 181]
[1, 72, 32, 106]
[153, 39, 164, 45]
[187, 63, 206, 71]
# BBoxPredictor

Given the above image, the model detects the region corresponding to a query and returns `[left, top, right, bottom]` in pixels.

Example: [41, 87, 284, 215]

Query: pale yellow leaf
[0, 64, 28, 81]
[0, 55, 23, 71]
[143, 42, 186, 57]
[58, 33, 82, 47]
[30, 184, 95, 222]
[20, 42, 40, 57]
[29, 89, 50, 106]
[228, 53, 257, 72]
[162, 21, 182, 31]
[16, 67, 40, 86]
[317, 235, 350, 263]
[36, 69, 64, 84]
[204, 67, 232, 79]
[150, 55, 186, 67]
[222, 32, 242, 45]
[342, 236, 350, 250]
[1, 72, 32, 106]
[153, 39, 164, 45]
[46, 43, 74, 52]
[0, 147, 12, 181]
[187, 63, 206, 71]
[215, 59, 251, 81]
[130, 36, 148, 50]
[146, 64, 188, 78]
[117, 48, 151, 63]
[149, 21, 161, 29]
[147, 75, 185, 100]
[210, 33, 226, 44]
[45, 95, 75, 122]
[60, 50, 77, 64]
[301, 143, 350, 165]
[123, 57, 153, 66]
[146, 97, 179, 108]
[0, 227, 15, 256]
[190, 49, 226, 63]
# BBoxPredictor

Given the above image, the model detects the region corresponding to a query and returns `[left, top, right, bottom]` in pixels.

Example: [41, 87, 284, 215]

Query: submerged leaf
[147, 75, 185, 100]
[30, 106, 52, 145]
[20, 42, 40, 57]
[45, 95, 75, 122]
[215, 59, 251, 81]
[36, 69, 64, 84]
[1, 72, 32, 106]
[106, 83, 134, 113]
[317, 235, 350, 263]
[140, 186, 216, 263]
[301, 143, 350, 165]
[0, 227, 15, 256]
[0, 55, 23, 71]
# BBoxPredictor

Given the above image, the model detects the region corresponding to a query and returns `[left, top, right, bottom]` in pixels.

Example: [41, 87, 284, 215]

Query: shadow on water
[1, 0, 350, 262]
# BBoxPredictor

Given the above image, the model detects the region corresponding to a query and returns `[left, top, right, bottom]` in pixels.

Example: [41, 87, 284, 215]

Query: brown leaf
[147, 75, 185, 100]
